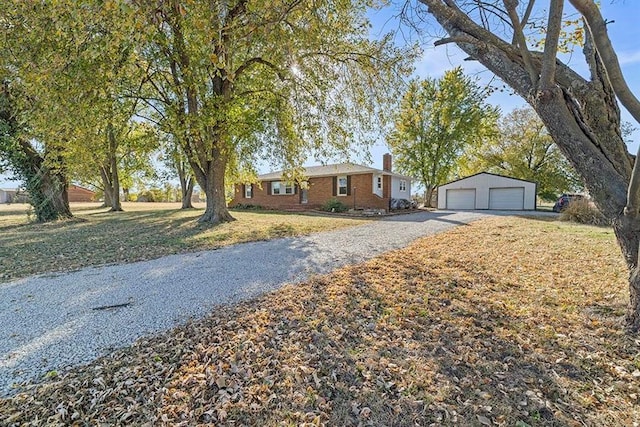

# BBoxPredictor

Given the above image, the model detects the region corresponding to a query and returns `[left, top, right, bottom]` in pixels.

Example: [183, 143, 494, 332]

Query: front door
[301, 189, 308, 204]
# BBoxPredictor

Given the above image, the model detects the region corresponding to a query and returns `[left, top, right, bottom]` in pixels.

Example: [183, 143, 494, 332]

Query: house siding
[230, 173, 390, 210]
[68, 185, 96, 202]
[391, 176, 411, 200]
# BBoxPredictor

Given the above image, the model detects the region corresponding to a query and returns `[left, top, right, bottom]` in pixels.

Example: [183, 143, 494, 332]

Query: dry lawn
[2, 216, 639, 426]
[0, 202, 367, 282]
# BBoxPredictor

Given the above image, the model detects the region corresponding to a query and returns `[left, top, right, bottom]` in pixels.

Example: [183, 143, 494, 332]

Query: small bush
[390, 198, 412, 210]
[232, 204, 264, 210]
[137, 190, 156, 202]
[559, 198, 608, 226]
[321, 198, 349, 213]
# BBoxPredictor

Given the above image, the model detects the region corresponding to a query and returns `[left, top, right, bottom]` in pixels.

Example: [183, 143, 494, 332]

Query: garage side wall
[437, 174, 536, 210]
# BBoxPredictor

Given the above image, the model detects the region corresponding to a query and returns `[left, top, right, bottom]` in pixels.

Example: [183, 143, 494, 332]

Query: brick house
[68, 184, 96, 202]
[230, 154, 412, 211]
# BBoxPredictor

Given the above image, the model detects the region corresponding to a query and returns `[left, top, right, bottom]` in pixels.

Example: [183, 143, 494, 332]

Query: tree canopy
[463, 107, 581, 200]
[1, 0, 145, 219]
[0, 0, 414, 224]
[387, 68, 498, 206]
[135, 0, 414, 223]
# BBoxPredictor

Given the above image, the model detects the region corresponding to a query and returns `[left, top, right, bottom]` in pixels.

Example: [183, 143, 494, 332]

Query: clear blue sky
[364, 0, 640, 170]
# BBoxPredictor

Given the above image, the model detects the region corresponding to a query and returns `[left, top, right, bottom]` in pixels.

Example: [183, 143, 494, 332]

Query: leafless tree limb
[520, 0, 536, 30]
[503, 0, 538, 86]
[539, 0, 563, 91]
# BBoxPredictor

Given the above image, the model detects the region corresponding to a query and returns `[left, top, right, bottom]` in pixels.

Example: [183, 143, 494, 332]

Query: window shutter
[266, 181, 271, 195]
[346, 176, 351, 196]
[332, 177, 337, 196]
[241, 184, 245, 197]
[294, 184, 298, 195]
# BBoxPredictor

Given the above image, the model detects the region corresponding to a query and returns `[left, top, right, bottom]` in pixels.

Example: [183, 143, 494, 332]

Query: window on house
[244, 184, 252, 198]
[377, 176, 382, 190]
[271, 181, 294, 195]
[337, 176, 348, 196]
[399, 180, 406, 192]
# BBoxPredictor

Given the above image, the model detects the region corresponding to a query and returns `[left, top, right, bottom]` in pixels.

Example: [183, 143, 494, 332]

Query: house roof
[69, 184, 96, 193]
[438, 171, 537, 187]
[258, 162, 412, 181]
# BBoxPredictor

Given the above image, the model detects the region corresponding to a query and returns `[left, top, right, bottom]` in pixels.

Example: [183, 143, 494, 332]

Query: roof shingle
[258, 163, 411, 181]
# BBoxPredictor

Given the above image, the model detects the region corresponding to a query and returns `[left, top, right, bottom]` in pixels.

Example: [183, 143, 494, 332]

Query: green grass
[0, 202, 368, 282]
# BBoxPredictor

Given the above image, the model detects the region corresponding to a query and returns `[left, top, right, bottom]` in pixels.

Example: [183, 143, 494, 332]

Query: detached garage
[437, 172, 536, 211]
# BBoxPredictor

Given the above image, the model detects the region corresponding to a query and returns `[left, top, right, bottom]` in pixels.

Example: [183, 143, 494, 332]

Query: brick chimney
[383, 153, 392, 172]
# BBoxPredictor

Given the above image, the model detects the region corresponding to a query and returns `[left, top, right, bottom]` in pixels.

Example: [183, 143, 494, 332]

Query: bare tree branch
[434, 35, 478, 46]
[234, 57, 286, 81]
[539, 0, 563, 91]
[520, 0, 536, 30]
[503, 0, 538, 86]
[569, 0, 640, 124]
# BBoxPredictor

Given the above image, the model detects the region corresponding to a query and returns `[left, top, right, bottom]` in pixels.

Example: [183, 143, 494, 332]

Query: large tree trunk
[191, 147, 234, 224]
[16, 139, 72, 222]
[100, 167, 113, 208]
[531, 51, 638, 332]
[180, 176, 194, 209]
[424, 185, 436, 208]
[176, 157, 194, 209]
[612, 216, 640, 332]
[628, 271, 640, 332]
[0, 83, 71, 222]
[29, 166, 72, 222]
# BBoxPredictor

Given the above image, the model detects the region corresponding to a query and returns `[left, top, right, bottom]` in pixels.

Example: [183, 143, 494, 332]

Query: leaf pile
[1, 216, 639, 426]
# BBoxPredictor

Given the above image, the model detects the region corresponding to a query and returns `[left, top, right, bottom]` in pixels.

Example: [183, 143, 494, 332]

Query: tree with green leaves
[463, 107, 581, 200]
[1, 0, 146, 218]
[0, 1, 93, 221]
[387, 68, 498, 207]
[135, 0, 413, 224]
[70, 121, 158, 208]
[56, 1, 148, 212]
[416, 0, 640, 332]
[0, 81, 72, 222]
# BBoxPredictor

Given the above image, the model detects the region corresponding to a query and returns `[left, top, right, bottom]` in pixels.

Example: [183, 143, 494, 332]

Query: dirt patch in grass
[1, 216, 639, 426]
[0, 202, 367, 282]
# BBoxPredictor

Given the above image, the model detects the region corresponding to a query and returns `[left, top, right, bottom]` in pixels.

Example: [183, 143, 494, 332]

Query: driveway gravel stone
[0, 210, 530, 396]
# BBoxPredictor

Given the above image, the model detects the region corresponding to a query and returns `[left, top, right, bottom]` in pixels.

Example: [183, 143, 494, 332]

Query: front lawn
[0, 202, 367, 282]
[1, 216, 638, 426]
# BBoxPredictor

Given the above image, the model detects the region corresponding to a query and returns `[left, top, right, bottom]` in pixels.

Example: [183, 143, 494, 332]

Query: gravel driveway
[0, 210, 495, 396]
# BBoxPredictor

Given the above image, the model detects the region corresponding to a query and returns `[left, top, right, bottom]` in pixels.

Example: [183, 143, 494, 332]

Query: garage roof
[439, 172, 536, 187]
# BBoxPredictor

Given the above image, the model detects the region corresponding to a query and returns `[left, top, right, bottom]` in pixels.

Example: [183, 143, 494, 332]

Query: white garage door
[446, 189, 476, 210]
[489, 187, 524, 210]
